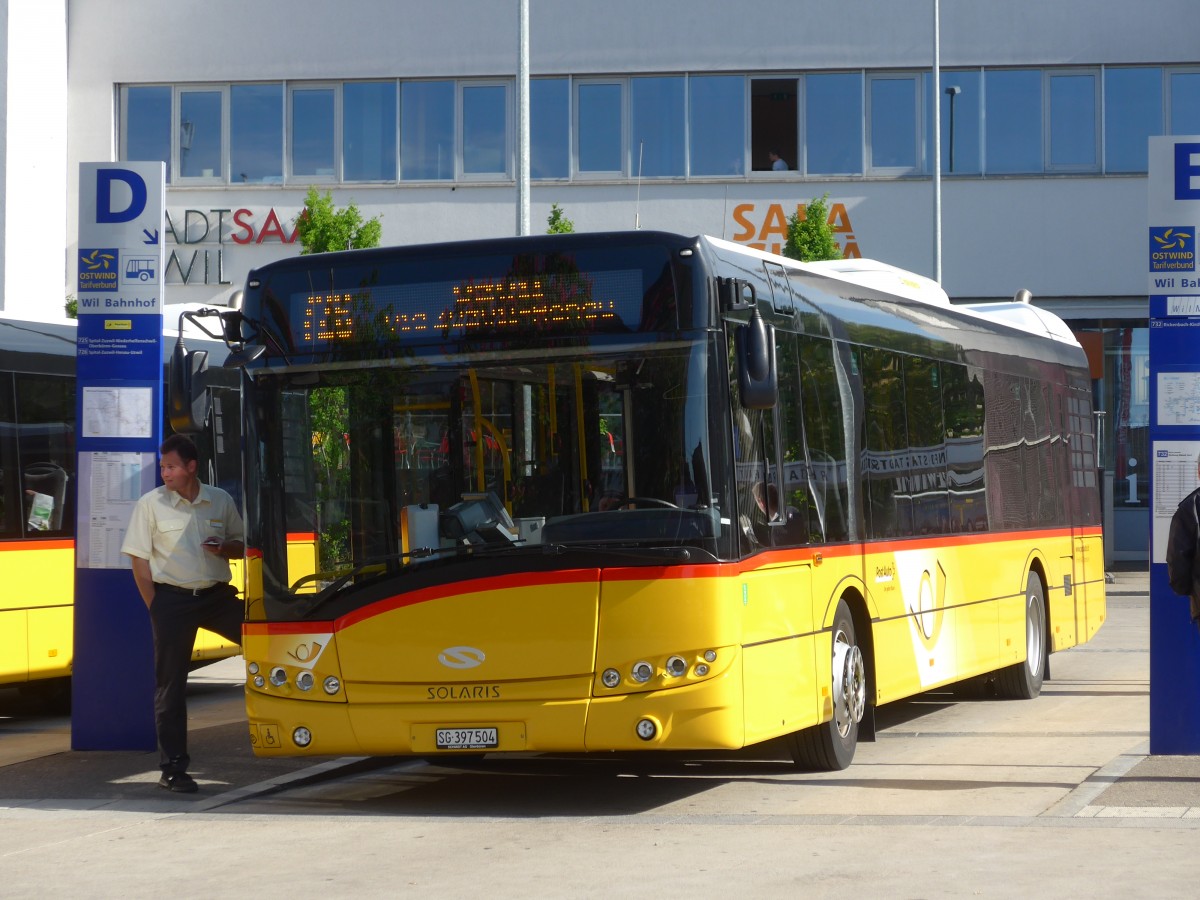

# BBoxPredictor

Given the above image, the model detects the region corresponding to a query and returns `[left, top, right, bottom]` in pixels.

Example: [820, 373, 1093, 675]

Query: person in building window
[121, 434, 244, 794]
[768, 149, 789, 171]
[1165, 453, 1200, 633]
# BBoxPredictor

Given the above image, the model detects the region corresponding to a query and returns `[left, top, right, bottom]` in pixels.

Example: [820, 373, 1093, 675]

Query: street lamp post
[932, 0, 942, 284]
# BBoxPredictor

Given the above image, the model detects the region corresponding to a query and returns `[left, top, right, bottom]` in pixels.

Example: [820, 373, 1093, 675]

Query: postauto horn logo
[1149, 227, 1195, 273]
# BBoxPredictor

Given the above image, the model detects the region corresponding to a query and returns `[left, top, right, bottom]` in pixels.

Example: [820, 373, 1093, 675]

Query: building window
[689, 75, 744, 176]
[984, 69, 1042, 173]
[401, 81, 454, 181]
[123, 86, 172, 178]
[925, 70, 981, 174]
[1104, 67, 1162, 173]
[178, 88, 223, 180]
[805, 73, 862, 176]
[869, 75, 918, 172]
[231, 83, 282, 184]
[751, 77, 796, 173]
[631, 76, 685, 177]
[462, 83, 508, 178]
[1048, 72, 1098, 170]
[1170, 70, 1200, 134]
[291, 86, 336, 179]
[343, 81, 397, 182]
[531, 78, 569, 179]
[576, 81, 623, 175]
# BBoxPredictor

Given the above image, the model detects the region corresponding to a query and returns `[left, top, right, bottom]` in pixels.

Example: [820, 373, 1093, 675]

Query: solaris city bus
[202, 231, 1105, 769]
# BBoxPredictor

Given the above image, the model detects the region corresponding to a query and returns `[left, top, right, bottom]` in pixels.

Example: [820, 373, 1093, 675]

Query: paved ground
[3, 565, 1200, 897]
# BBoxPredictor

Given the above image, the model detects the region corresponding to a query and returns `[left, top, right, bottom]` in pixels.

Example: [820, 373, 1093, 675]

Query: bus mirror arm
[718, 277, 756, 312]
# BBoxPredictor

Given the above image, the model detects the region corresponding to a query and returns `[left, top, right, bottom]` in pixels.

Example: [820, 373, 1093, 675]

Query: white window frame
[459, 80, 512, 182]
[174, 85, 228, 185]
[1045, 68, 1100, 173]
[866, 72, 921, 176]
[287, 82, 341, 184]
[574, 79, 626, 179]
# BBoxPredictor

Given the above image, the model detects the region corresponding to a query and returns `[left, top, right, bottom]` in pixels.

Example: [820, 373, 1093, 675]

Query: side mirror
[168, 339, 210, 433]
[736, 311, 778, 409]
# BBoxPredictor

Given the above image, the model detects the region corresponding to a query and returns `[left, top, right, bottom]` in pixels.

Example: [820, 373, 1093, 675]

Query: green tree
[292, 187, 383, 254]
[546, 203, 575, 234]
[65, 295, 78, 318]
[783, 194, 843, 262]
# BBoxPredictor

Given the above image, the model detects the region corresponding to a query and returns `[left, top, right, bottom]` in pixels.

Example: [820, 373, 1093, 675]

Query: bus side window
[798, 335, 849, 542]
[13, 373, 75, 538]
[0, 372, 17, 538]
[942, 363, 986, 533]
[861, 349, 913, 540]
[904, 356, 949, 536]
[773, 331, 811, 546]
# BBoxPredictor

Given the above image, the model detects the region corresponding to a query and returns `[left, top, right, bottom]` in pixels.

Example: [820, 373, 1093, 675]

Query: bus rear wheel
[994, 571, 1047, 700]
[787, 599, 865, 771]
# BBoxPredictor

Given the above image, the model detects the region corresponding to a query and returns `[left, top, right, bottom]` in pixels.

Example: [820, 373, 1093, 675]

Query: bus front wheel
[994, 571, 1047, 700]
[787, 598, 865, 771]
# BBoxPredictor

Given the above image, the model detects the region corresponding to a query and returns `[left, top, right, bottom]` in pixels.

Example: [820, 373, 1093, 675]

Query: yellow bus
[0, 316, 243, 704]
[216, 232, 1104, 769]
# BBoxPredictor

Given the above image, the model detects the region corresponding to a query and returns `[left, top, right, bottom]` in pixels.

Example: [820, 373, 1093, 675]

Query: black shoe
[158, 772, 198, 793]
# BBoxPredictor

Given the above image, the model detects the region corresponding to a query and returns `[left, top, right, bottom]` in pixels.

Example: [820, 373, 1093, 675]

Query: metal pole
[516, 0, 531, 235]
[932, 0, 942, 284]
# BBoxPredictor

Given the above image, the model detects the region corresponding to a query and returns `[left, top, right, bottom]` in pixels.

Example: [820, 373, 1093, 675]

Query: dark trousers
[148, 583, 242, 774]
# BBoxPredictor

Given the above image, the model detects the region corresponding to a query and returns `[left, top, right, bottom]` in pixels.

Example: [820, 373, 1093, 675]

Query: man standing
[1166, 452, 1200, 632]
[121, 434, 244, 793]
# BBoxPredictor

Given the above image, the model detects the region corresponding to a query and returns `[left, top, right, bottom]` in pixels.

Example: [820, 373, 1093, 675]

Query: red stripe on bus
[335, 568, 602, 630]
[244, 524, 1102, 633]
[0, 539, 74, 551]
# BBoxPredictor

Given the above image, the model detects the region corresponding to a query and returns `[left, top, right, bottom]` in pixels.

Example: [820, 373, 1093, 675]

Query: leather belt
[155, 582, 225, 597]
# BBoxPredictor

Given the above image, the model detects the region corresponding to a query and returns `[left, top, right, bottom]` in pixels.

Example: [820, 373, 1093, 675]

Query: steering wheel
[617, 496, 679, 509]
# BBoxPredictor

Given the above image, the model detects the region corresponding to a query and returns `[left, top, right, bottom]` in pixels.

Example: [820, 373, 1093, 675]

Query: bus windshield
[245, 335, 732, 620]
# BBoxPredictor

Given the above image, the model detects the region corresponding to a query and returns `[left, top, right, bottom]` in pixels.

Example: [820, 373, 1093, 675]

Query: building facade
[4, 0, 1198, 562]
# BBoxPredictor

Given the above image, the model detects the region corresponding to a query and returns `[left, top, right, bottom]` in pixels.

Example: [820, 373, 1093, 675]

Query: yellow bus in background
[0, 317, 242, 704]
[214, 232, 1104, 769]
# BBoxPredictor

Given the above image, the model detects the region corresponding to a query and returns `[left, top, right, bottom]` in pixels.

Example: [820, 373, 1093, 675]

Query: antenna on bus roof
[634, 140, 644, 230]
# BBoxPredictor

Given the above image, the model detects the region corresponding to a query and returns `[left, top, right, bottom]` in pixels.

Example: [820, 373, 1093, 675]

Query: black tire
[787, 599, 865, 771]
[995, 571, 1047, 700]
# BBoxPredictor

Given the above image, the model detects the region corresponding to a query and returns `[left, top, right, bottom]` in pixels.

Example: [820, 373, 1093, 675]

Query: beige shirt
[121, 482, 243, 589]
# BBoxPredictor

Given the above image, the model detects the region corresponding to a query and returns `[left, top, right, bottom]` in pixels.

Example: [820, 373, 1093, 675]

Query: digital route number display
[298, 269, 646, 345]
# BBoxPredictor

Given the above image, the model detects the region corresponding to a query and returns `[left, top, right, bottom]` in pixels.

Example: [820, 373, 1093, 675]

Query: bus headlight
[293, 727, 313, 748]
[296, 671, 315, 692]
[631, 661, 654, 683]
[665, 656, 687, 677]
[323, 675, 341, 695]
[636, 718, 658, 741]
[601, 668, 621, 688]
[253, 675, 265, 688]
[269, 666, 288, 687]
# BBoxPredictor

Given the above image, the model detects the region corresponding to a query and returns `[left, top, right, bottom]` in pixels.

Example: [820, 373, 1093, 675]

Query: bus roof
[701, 235, 1081, 349]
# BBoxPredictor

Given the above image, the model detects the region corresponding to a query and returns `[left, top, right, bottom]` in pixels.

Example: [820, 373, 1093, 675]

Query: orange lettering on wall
[728, 200, 861, 259]
[828, 203, 853, 233]
[758, 204, 789, 244]
[731, 204, 757, 242]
